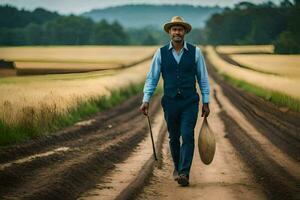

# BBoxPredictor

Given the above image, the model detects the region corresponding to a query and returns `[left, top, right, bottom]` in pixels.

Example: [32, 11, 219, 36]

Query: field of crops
[0, 45, 158, 145]
[0, 60, 151, 124]
[205, 46, 300, 100]
[0, 46, 157, 75]
[229, 54, 300, 78]
[216, 45, 274, 54]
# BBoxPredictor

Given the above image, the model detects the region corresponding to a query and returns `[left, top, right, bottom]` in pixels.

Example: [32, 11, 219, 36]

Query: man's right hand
[140, 102, 149, 116]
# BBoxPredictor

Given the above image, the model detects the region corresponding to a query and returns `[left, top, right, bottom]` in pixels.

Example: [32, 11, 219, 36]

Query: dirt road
[0, 56, 299, 200]
[136, 58, 299, 200]
[136, 79, 267, 200]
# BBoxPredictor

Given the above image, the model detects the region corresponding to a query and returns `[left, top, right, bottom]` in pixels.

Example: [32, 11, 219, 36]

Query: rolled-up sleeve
[142, 48, 161, 103]
[195, 47, 210, 103]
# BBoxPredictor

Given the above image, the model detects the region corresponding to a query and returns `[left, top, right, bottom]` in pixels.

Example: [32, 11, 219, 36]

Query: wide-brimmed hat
[163, 16, 192, 33]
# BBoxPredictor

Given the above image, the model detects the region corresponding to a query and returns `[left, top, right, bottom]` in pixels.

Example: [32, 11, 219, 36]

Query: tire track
[218, 109, 299, 200]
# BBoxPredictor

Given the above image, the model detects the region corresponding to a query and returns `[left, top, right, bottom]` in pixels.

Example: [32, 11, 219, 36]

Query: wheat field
[229, 54, 300, 78]
[0, 58, 152, 126]
[0, 46, 157, 75]
[205, 46, 300, 99]
[216, 45, 274, 54]
[0, 45, 157, 126]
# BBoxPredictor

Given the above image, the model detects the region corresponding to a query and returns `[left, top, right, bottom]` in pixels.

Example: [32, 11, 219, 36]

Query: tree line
[1, 1, 299, 54]
[204, 0, 300, 53]
[0, 5, 130, 45]
[0, 5, 214, 46]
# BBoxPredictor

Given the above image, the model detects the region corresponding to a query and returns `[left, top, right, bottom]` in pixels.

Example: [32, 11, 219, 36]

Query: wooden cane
[146, 114, 158, 161]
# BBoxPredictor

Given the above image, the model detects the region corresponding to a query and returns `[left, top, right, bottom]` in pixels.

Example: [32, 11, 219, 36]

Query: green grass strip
[0, 82, 159, 147]
[222, 73, 300, 112]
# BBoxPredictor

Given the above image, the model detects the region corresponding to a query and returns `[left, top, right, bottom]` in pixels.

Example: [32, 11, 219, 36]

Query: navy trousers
[161, 93, 199, 176]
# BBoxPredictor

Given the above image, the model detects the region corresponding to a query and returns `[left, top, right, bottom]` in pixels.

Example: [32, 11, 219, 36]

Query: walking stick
[146, 114, 158, 161]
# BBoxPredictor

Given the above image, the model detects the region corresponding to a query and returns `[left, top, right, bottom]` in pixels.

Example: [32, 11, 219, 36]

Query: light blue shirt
[143, 41, 210, 104]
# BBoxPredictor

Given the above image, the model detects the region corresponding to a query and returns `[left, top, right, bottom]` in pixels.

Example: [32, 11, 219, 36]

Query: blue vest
[160, 42, 197, 98]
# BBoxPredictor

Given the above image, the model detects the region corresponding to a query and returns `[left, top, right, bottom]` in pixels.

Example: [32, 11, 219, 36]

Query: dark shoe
[177, 174, 189, 186]
[173, 169, 179, 181]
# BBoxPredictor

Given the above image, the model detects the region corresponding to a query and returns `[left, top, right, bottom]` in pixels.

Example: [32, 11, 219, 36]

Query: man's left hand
[201, 103, 210, 117]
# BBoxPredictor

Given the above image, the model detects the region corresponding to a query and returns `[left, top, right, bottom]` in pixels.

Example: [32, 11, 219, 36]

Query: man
[140, 16, 210, 187]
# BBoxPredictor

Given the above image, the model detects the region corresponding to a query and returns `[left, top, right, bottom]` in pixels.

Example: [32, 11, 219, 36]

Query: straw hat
[163, 16, 192, 33]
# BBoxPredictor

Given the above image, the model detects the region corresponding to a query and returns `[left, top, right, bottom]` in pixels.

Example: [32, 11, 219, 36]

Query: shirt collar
[168, 41, 188, 51]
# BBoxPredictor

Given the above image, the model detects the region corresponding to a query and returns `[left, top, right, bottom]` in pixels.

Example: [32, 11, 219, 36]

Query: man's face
[169, 25, 186, 43]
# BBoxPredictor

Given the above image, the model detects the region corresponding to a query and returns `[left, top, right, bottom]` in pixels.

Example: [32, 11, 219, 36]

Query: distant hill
[82, 4, 223, 29]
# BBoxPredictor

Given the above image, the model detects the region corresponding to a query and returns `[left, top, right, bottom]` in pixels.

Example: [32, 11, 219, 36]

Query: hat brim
[163, 22, 192, 33]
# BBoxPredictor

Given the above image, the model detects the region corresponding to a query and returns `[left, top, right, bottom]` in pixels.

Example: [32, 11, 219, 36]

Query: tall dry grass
[0, 46, 157, 75]
[0, 57, 156, 146]
[0, 59, 152, 126]
[206, 46, 300, 99]
[216, 45, 274, 54]
[0, 45, 156, 65]
[229, 54, 300, 78]
[0, 82, 147, 146]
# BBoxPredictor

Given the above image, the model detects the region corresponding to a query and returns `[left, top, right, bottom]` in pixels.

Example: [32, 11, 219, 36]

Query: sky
[0, 0, 283, 14]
